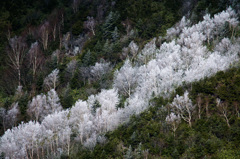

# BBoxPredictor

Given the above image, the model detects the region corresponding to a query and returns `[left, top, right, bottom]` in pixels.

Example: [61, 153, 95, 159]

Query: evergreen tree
[102, 11, 120, 39]
[112, 27, 119, 42]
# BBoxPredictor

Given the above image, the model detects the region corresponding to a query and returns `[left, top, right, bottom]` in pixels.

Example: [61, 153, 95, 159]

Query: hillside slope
[0, 1, 240, 159]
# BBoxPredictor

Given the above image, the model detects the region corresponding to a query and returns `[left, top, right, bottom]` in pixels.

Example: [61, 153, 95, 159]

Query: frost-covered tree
[69, 100, 93, 144]
[202, 14, 215, 44]
[43, 69, 59, 90]
[41, 110, 70, 156]
[137, 38, 157, 64]
[46, 89, 62, 115]
[18, 121, 43, 159]
[166, 16, 190, 40]
[84, 16, 96, 35]
[0, 129, 21, 158]
[94, 89, 119, 132]
[166, 112, 181, 137]
[6, 102, 20, 127]
[83, 132, 97, 150]
[27, 90, 62, 121]
[27, 94, 47, 121]
[171, 91, 195, 127]
[90, 60, 112, 81]
[128, 41, 139, 61]
[0, 121, 44, 159]
[113, 59, 137, 97]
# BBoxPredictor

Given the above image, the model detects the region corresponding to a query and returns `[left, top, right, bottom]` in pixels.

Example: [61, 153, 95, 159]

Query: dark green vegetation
[69, 66, 240, 159]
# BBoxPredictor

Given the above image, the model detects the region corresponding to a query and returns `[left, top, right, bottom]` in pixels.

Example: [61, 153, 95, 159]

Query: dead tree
[8, 36, 27, 87]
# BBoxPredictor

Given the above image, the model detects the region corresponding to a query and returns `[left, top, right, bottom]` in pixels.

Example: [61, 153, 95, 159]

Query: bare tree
[166, 112, 181, 137]
[205, 96, 210, 118]
[171, 91, 195, 127]
[72, 0, 81, 13]
[84, 17, 96, 36]
[28, 42, 44, 80]
[39, 22, 50, 50]
[216, 98, 231, 128]
[196, 94, 203, 119]
[233, 101, 239, 118]
[49, 9, 63, 42]
[8, 36, 27, 87]
[43, 69, 59, 91]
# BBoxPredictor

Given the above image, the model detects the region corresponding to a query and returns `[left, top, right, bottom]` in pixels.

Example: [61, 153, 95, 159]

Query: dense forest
[0, 0, 240, 158]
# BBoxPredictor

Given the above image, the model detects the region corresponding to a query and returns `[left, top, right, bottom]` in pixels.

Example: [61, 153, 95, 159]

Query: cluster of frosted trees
[1, 8, 240, 158]
[114, 7, 240, 117]
[1, 89, 119, 158]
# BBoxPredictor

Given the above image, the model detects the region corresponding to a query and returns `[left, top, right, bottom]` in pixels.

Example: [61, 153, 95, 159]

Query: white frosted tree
[27, 94, 47, 121]
[90, 60, 112, 81]
[84, 16, 96, 35]
[128, 41, 139, 61]
[0, 121, 44, 159]
[69, 100, 93, 144]
[94, 89, 119, 132]
[166, 112, 181, 137]
[202, 14, 215, 44]
[83, 132, 97, 150]
[215, 38, 231, 54]
[19, 121, 43, 159]
[0, 129, 20, 158]
[113, 59, 137, 97]
[41, 110, 70, 156]
[6, 102, 20, 127]
[171, 91, 195, 127]
[45, 89, 63, 115]
[44, 69, 59, 90]
[166, 16, 190, 40]
[137, 38, 156, 64]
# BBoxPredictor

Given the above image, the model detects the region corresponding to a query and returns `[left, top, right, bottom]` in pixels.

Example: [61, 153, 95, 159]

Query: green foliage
[72, 20, 84, 36]
[18, 94, 29, 121]
[92, 100, 101, 115]
[102, 11, 120, 39]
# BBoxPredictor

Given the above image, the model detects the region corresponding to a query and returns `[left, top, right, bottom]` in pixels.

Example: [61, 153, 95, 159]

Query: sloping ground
[71, 67, 240, 159]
